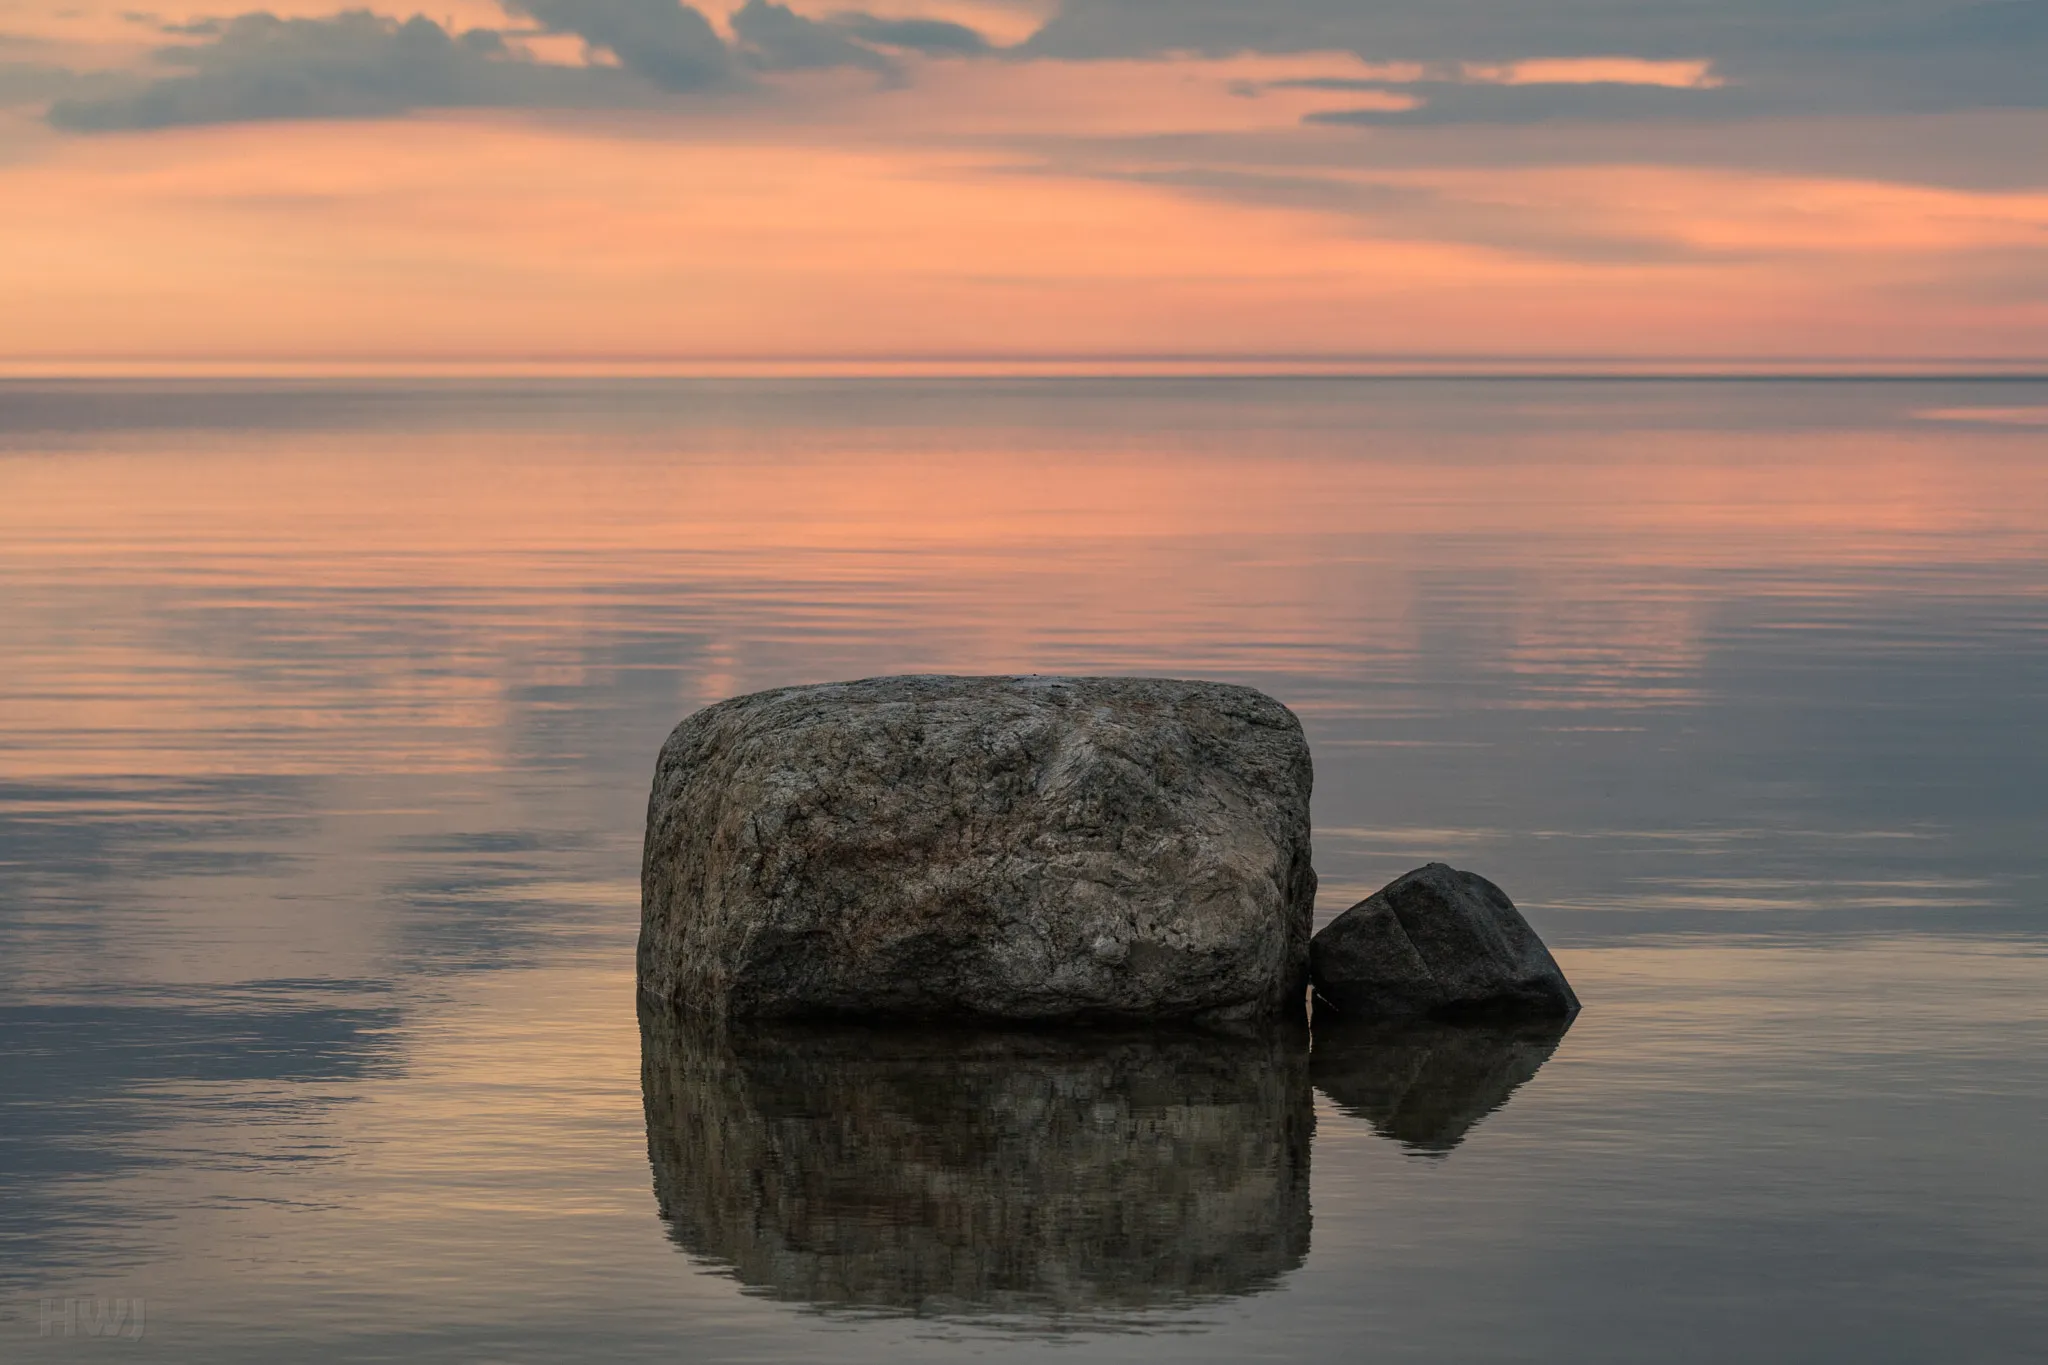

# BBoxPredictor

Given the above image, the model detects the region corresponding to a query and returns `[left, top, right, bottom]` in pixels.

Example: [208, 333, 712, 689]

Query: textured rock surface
[640, 674, 1315, 1024]
[641, 1007, 1312, 1320]
[1309, 863, 1578, 1020]
[1310, 1015, 1572, 1154]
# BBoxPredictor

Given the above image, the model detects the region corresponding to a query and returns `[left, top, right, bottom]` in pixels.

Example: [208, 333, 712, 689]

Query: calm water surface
[2, 379, 2045, 1361]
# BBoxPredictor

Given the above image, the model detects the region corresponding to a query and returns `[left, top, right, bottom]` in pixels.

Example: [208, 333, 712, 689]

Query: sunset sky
[3, 0, 2045, 366]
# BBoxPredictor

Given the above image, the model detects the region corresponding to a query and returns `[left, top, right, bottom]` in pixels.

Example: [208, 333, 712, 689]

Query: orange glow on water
[5, 383, 2044, 778]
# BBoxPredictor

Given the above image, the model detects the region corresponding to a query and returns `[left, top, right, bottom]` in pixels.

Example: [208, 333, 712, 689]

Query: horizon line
[3, 353, 2046, 382]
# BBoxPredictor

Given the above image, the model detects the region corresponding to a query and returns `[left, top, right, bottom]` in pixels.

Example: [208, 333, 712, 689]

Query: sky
[1, 0, 2045, 367]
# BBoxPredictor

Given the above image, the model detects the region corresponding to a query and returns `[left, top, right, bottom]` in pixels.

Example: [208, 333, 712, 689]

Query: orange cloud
[1461, 58, 1724, 89]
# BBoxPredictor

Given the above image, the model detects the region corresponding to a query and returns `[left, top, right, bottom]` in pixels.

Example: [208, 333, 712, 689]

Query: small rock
[1309, 863, 1578, 1020]
[639, 674, 1316, 1024]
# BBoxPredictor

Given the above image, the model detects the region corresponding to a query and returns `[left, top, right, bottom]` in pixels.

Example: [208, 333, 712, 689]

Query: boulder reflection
[640, 1008, 1312, 1324]
[1309, 1015, 1573, 1155]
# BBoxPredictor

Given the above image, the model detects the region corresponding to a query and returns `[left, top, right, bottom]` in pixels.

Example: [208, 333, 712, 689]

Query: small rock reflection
[640, 1007, 1313, 1325]
[1309, 1015, 1573, 1155]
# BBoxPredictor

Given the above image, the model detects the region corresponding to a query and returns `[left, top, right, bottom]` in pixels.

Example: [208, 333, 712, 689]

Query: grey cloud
[725, 2, 1001, 77]
[1022, 0, 2047, 63]
[1022, 0, 2048, 120]
[986, 93, 2046, 265]
[729, 0, 895, 76]
[1306, 83, 1748, 129]
[509, 0, 735, 90]
[828, 12, 992, 55]
[1021, 0, 1756, 63]
[1003, 105, 2048, 193]
[46, 11, 631, 131]
[1, 35, 147, 120]
[1925, 0, 2048, 43]
[30, 0, 2043, 152]
[1, 60, 90, 104]
[42, 1, 1006, 130]
[1072, 163, 1713, 263]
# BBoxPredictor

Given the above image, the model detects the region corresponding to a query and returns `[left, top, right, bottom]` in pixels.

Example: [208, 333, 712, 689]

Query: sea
[2, 376, 2045, 1362]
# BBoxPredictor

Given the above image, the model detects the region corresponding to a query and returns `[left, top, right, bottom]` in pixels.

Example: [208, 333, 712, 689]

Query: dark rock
[640, 1006, 1313, 1323]
[1309, 863, 1578, 1020]
[1310, 1014, 1573, 1155]
[640, 675, 1315, 1025]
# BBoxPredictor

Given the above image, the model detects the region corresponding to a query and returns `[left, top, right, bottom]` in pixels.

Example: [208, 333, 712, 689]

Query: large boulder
[639, 674, 1316, 1024]
[1309, 863, 1578, 1021]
